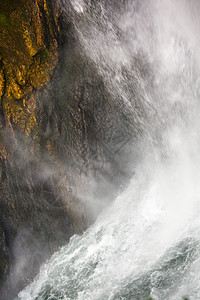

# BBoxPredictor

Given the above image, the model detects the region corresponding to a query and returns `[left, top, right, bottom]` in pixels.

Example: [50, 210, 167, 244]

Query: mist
[6, 0, 200, 299]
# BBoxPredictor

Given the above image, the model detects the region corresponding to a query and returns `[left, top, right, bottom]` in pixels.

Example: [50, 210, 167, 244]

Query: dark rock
[0, 0, 134, 298]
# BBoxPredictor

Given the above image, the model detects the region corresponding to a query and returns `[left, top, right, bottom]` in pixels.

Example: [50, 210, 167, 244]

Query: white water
[17, 0, 200, 299]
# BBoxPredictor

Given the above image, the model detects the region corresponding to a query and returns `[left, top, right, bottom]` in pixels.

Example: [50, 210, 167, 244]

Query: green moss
[0, 14, 8, 26]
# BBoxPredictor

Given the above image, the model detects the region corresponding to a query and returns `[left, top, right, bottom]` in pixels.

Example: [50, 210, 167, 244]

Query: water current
[16, 0, 200, 299]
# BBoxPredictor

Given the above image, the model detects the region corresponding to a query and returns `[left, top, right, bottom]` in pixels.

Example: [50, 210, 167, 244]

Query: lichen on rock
[0, 0, 59, 134]
[0, 1, 134, 298]
[0, 0, 64, 297]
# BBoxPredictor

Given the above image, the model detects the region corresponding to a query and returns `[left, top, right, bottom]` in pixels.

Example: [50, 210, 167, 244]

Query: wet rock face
[0, 0, 65, 297]
[0, 0, 59, 133]
[0, 0, 134, 298]
[0, 225, 9, 285]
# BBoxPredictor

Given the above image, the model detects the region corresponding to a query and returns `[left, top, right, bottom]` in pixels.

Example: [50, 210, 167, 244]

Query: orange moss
[0, 0, 60, 137]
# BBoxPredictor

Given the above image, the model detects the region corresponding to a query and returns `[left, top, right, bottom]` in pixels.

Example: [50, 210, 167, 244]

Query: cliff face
[0, 0, 60, 132]
[0, 0, 64, 297]
[0, 0, 134, 298]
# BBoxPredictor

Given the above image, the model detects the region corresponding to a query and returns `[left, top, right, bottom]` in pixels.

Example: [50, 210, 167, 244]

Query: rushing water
[16, 0, 200, 299]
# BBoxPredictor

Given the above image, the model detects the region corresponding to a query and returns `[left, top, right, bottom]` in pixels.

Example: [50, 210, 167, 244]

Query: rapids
[16, 0, 200, 299]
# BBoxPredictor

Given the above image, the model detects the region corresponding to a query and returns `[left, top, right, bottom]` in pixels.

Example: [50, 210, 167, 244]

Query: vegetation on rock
[0, 0, 59, 134]
[0, 1, 134, 298]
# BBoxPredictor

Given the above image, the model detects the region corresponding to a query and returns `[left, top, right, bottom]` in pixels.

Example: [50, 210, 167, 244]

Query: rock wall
[0, 1, 65, 297]
[0, 0, 134, 298]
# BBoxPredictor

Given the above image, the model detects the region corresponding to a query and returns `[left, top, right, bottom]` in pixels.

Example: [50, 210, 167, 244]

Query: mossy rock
[0, 0, 59, 134]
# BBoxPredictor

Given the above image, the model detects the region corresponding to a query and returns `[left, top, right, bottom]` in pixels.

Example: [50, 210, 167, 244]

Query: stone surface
[0, 0, 134, 298]
[0, 1, 66, 298]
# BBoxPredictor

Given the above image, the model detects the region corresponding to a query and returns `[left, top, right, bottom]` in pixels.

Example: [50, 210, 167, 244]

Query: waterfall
[16, 0, 200, 299]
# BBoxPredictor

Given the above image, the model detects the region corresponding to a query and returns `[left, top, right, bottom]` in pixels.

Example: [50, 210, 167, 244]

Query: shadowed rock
[0, 0, 134, 298]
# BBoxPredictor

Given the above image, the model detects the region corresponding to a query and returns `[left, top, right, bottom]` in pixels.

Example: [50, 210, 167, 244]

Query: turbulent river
[16, 0, 200, 299]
